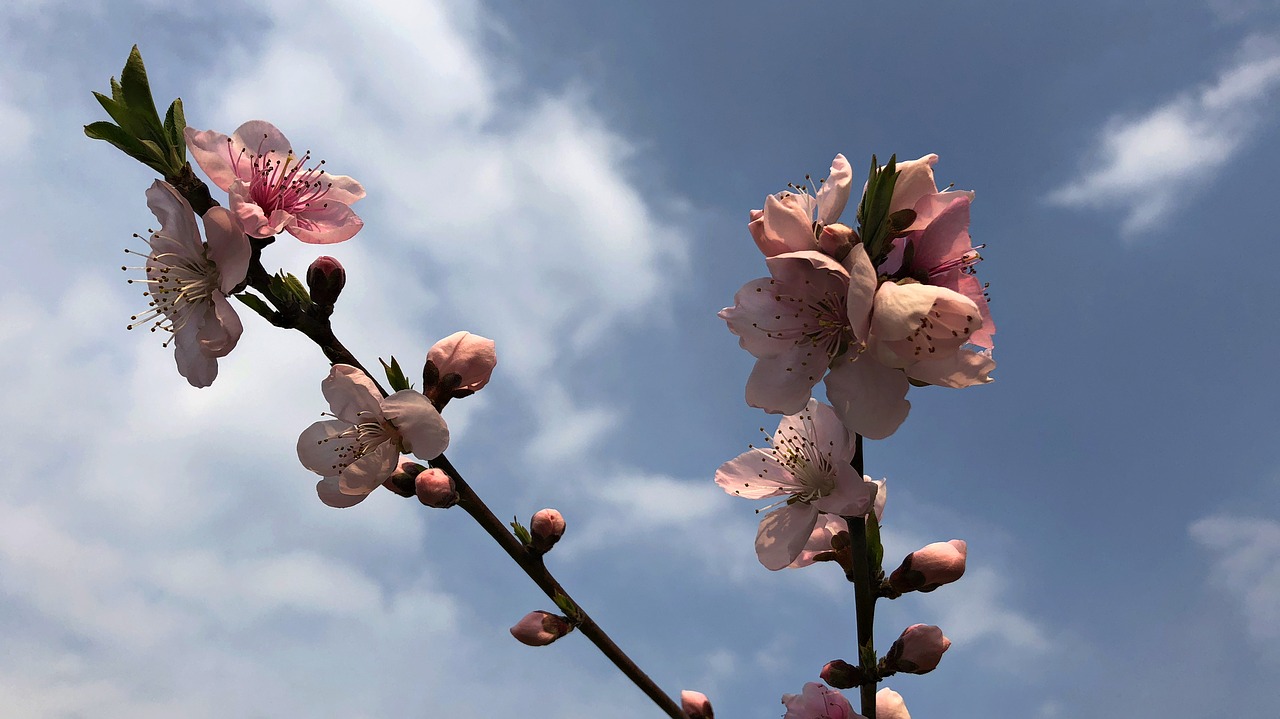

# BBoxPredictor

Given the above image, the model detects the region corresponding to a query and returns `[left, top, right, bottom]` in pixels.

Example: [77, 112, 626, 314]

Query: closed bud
[885, 624, 950, 675]
[889, 539, 966, 593]
[818, 222, 856, 261]
[509, 610, 573, 646]
[426, 331, 497, 393]
[819, 659, 864, 689]
[306, 256, 346, 306]
[415, 468, 457, 508]
[384, 459, 428, 497]
[529, 508, 566, 554]
[681, 690, 714, 719]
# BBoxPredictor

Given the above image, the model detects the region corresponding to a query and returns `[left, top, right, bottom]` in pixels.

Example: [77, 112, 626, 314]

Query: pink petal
[427, 331, 497, 391]
[789, 514, 848, 568]
[296, 419, 349, 475]
[845, 245, 877, 344]
[756, 502, 820, 570]
[761, 192, 817, 255]
[229, 180, 290, 238]
[202, 207, 250, 292]
[746, 352, 821, 415]
[172, 318, 216, 388]
[286, 202, 364, 244]
[908, 349, 995, 388]
[890, 154, 939, 215]
[316, 477, 369, 508]
[183, 127, 240, 191]
[145, 181, 200, 254]
[876, 688, 910, 719]
[824, 355, 911, 440]
[381, 390, 450, 459]
[774, 398, 856, 465]
[197, 293, 242, 357]
[337, 441, 399, 494]
[871, 282, 946, 342]
[230, 120, 293, 158]
[816, 153, 852, 224]
[908, 194, 972, 272]
[813, 463, 875, 516]
[316, 173, 366, 206]
[719, 278, 800, 359]
[322, 365, 384, 424]
[715, 449, 793, 500]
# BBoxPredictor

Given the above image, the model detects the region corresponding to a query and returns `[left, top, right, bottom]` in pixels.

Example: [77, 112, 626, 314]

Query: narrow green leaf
[858, 644, 878, 671]
[379, 356, 412, 392]
[866, 512, 884, 572]
[281, 272, 311, 303]
[109, 76, 125, 104]
[234, 292, 280, 323]
[164, 97, 186, 161]
[552, 592, 581, 622]
[120, 45, 166, 141]
[511, 517, 532, 546]
[92, 92, 144, 139]
[84, 120, 150, 159]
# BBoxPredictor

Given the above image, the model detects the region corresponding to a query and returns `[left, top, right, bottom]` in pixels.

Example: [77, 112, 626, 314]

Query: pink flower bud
[529, 508, 566, 554]
[885, 624, 950, 675]
[426, 331, 497, 393]
[876, 688, 911, 719]
[306, 256, 346, 306]
[819, 659, 863, 689]
[818, 223, 856, 261]
[415, 468, 457, 508]
[681, 690, 714, 719]
[383, 459, 428, 497]
[509, 610, 573, 646]
[889, 539, 966, 593]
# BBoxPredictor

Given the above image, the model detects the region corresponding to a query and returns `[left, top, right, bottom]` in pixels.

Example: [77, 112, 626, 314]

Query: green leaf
[857, 153, 903, 266]
[84, 120, 150, 160]
[92, 91, 146, 140]
[511, 517, 532, 546]
[552, 592, 581, 622]
[380, 356, 413, 392]
[858, 643, 878, 671]
[234, 292, 280, 324]
[109, 76, 125, 104]
[866, 512, 884, 573]
[120, 45, 166, 143]
[164, 97, 187, 163]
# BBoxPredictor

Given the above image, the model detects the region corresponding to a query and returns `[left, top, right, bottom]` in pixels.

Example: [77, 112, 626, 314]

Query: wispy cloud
[1190, 513, 1280, 651]
[1047, 36, 1280, 236]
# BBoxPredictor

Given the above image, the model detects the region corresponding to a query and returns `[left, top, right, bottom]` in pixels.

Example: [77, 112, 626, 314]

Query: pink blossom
[789, 479, 885, 568]
[125, 180, 250, 388]
[876, 688, 911, 719]
[781, 682, 856, 719]
[185, 120, 365, 244]
[889, 539, 967, 593]
[885, 624, 951, 674]
[716, 399, 875, 570]
[298, 365, 449, 507]
[681, 690, 714, 719]
[426, 331, 497, 392]
[749, 154, 853, 258]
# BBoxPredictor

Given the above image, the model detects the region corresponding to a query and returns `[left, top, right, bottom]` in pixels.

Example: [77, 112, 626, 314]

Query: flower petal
[890, 154, 939, 215]
[229, 180, 290, 238]
[338, 441, 399, 494]
[846, 244, 877, 344]
[183, 127, 240, 190]
[760, 192, 817, 255]
[202, 206, 251, 292]
[746, 352, 820, 415]
[816, 153, 852, 224]
[230, 120, 293, 158]
[381, 391, 450, 459]
[297, 419, 350, 476]
[756, 502, 820, 571]
[316, 477, 369, 508]
[824, 356, 911, 440]
[715, 449, 793, 500]
[197, 293, 242, 358]
[908, 348, 995, 388]
[719, 278, 801, 359]
[427, 331, 497, 391]
[773, 398, 856, 465]
[813, 463, 875, 516]
[287, 202, 364, 244]
[316, 173, 366, 206]
[322, 365, 383, 423]
[145, 180, 200, 255]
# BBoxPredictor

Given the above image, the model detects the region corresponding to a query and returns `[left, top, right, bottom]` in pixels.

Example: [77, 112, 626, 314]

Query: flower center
[228, 135, 335, 215]
[751, 278, 853, 379]
[319, 411, 394, 472]
[123, 238, 221, 346]
[768, 412, 837, 503]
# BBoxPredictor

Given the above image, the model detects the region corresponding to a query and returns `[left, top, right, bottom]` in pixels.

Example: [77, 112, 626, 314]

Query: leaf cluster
[84, 46, 188, 178]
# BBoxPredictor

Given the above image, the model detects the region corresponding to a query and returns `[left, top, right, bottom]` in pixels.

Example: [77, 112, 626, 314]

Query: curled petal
[145, 181, 200, 251]
[756, 502, 820, 571]
[816, 153, 852, 224]
[427, 331, 497, 391]
[381, 390, 450, 459]
[202, 207, 251, 292]
[197, 293, 242, 358]
[229, 179, 291, 238]
[337, 441, 399, 494]
[321, 365, 384, 424]
[288, 201, 364, 244]
[760, 192, 818, 255]
[890, 154, 939, 215]
[316, 477, 369, 508]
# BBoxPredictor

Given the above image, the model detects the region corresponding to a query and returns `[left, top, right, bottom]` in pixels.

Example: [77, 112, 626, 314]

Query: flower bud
[415, 468, 457, 508]
[529, 508, 566, 554]
[819, 659, 864, 689]
[681, 690, 714, 719]
[818, 223, 856, 261]
[509, 610, 573, 646]
[876, 687, 911, 719]
[889, 539, 966, 593]
[884, 624, 950, 675]
[306, 256, 346, 306]
[426, 331, 497, 393]
[383, 459, 427, 497]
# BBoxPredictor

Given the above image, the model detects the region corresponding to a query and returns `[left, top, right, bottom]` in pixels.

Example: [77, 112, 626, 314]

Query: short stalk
[845, 434, 877, 718]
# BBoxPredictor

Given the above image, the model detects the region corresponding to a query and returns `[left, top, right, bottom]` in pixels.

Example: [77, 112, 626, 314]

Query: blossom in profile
[509, 610, 573, 646]
[716, 399, 875, 570]
[125, 180, 250, 388]
[298, 365, 449, 507]
[889, 539, 967, 593]
[885, 624, 951, 674]
[749, 154, 853, 258]
[681, 690, 714, 719]
[781, 682, 856, 719]
[185, 120, 365, 244]
[426, 331, 497, 393]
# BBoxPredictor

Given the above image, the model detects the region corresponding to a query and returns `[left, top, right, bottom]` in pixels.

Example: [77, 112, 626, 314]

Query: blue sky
[2, 1, 1278, 717]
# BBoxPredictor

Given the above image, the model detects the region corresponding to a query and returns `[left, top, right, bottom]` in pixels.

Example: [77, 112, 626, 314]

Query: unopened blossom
[681, 690, 714, 719]
[886, 624, 950, 675]
[185, 120, 365, 244]
[876, 688, 911, 719]
[426, 331, 497, 393]
[125, 180, 250, 388]
[509, 610, 573, 646]
[781, 682, 856, 719]
[749, 154, 853, 258]
[306, 256, 346, 306]
[298, 365, 449, 507]
[529, 508, 566, 554]
[716, 399, 875, 570]
[415, 467, 457, 508]
[819, 659, 862, 690]
[889, 539, 967, 593]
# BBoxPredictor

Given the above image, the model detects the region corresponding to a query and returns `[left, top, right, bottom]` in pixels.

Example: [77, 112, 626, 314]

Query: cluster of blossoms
[710, 153, 993, 717]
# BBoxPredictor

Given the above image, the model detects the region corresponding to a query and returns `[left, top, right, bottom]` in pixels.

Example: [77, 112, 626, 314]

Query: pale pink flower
[781, 682, 856, 719]
[885, 624, 951, 674]
[749, 154, 853, 258]
[681, 690, 714, 719]
[125, 180, 250, 388]
[876, 688, 911, 719]
[789, 479, 885, 568]
[427, 331, 497, 392]
[298, 365, 449, 507]
[716, 399, 875, 570]
[185, 120, 365, 244]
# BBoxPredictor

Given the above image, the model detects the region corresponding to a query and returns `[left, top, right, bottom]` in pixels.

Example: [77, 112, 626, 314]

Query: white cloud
[1190, 514, 1280, 648]
[1047, 37, 1280, 236]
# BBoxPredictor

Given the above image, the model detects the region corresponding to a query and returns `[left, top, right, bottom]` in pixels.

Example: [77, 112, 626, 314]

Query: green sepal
[269, 271, 311, 311]
[866, 511, 884, 573]
[234, 291, 280, 324]
[857, 154, 903, 267]
[163, 97, 187, 164]
[858, 643, 878, 672]
[380, 356, 413, 392]
[552, 591, 581, 623]
[511, 517, 533, 546]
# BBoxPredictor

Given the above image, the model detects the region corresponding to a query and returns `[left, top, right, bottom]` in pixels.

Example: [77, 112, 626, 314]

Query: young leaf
[234, 292, 282, 325]
[164, 97, 187, 163]
[511, 517, 532, 546]
[866, 512, 884, 573]
[380, 356, 413, 392]
[119, 45, 166, 144]
[83, 121, 150, 161]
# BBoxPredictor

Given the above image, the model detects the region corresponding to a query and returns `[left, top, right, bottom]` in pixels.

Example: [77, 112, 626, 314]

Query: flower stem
[844, 434, 878, 718]
[430, 454, 686, 718]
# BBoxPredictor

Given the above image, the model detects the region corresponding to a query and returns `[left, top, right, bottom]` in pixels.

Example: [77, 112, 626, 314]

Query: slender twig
[844, 434, 878, 718]
[432, 455, 686, 718]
